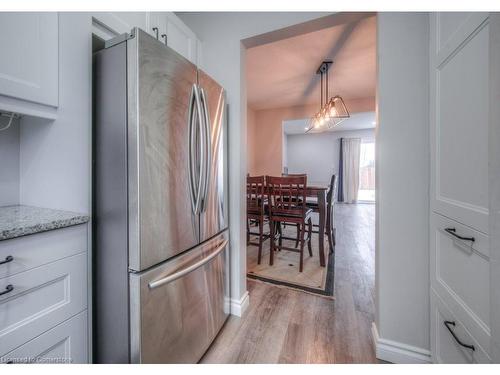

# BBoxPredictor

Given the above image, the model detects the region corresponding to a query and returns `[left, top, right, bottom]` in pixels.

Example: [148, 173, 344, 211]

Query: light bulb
[329, 106, 337, 117]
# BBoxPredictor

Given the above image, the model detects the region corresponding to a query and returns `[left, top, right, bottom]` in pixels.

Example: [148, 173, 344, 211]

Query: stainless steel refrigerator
[93, 28, 229, 363]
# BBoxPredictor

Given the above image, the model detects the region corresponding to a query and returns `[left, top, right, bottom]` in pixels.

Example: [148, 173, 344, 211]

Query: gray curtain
[338, 138, 344, 202]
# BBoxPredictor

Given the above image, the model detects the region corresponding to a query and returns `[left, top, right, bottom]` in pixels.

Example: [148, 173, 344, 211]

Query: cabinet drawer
[0, 252, 87, 355]
[431, 290, 490, 363]
[0, 224, 87, 279]
[1, 310, 88, 364]
[430, 213, 490, 352]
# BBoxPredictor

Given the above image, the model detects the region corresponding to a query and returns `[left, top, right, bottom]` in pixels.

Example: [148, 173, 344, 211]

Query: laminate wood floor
[201, 203, 378, 364]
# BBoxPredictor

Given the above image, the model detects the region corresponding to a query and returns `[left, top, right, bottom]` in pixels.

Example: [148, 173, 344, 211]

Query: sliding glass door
[358, 141, 375, 202]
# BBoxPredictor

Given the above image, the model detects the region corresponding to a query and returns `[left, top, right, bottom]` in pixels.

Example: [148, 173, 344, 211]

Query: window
[358, 141, 375, 202]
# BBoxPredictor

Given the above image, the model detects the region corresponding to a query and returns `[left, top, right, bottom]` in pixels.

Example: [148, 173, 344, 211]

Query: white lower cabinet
[430, 213, 491, 351]
[1, 311, 87, 364]
[431, 290, 490, 363]
[0, 252, 87, 354]
[0, 225, 88, 363]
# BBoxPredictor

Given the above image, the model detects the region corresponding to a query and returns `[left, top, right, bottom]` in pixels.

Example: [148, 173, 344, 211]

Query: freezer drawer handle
[444, 320, 475, 352]
[0, 255, 13, 265]
[444, 227, 475, 242]
[0, 284, 14, 296]
[148, 239, 228, 289]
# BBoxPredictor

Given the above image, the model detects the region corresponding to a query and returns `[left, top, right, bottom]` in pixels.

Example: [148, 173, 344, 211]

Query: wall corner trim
[371, 322, 432, 364]
[230, 290, 250, 317]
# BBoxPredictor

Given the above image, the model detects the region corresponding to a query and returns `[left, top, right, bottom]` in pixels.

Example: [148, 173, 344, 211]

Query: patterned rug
[246, 223, 335, 298]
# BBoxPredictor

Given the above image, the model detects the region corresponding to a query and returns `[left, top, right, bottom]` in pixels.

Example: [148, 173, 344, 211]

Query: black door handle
[444, 320, 475, 351]
[0, 284, 14, 296]
[0, 255, 13, 265]
[445, 228, 475, 242]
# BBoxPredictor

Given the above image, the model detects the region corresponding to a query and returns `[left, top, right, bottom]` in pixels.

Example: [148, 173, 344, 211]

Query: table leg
[317, 190, 326, 267]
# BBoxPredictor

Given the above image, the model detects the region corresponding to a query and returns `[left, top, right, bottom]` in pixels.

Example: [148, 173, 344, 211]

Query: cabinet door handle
[444, 227, 475, 242]
[161, 34, 167, 45]
[0, 255, 13, 265]
[0, 284, 13, 296]
[444, 320, 475, 351]
[152, 27, 159, 39]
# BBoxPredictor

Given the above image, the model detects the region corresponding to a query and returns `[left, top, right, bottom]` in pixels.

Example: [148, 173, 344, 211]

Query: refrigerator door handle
[188, 84, 204, 215]
[187, 84, 197, 214]
[199, 87, 211, 213]
[148, 239, 228, 289]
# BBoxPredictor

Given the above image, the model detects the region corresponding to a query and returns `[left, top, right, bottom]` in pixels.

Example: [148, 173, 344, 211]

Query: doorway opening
[242, 10, 376, 342]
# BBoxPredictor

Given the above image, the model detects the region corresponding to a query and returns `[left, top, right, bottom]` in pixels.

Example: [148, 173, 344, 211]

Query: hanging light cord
[0, 112, 15, 132]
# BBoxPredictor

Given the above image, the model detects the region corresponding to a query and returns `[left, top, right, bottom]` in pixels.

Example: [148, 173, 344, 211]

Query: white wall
[286, 128, 375, 186]
[489, 13, 500, 363]
[178, 12, 331, 307]
[19, 13, 91, 214]
[375, 12, 430, 360]
[0, 117, 20, 206]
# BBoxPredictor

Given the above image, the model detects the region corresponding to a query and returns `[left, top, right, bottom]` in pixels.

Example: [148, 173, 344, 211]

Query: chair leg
[274, 221, 285, 251]
[307, 217, 313, 257]
[295, 223, 300, 248]
[257, 219, 264, 264]
[269, 220, 275, 266]
[299, 222, 305, 272]
[278, 222, 283, 249]
[326, 210, 334, 254]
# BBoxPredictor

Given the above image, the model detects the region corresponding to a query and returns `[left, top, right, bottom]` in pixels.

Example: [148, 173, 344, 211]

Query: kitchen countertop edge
[0, 205, 90, 241]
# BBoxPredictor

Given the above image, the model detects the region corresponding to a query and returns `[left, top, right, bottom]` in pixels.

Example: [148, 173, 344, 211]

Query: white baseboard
[230, 291, 250, 317]
[371, 322, 432, 364]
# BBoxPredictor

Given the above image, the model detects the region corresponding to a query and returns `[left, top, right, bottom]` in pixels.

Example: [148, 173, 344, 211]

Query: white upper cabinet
[430, 13, 490, 234]
[149, 12, 168, 44]
[92, 12, 200, 66]
[92, 12, 149, 36]
[165, 12, 199, 65]
[0, 13, 58, 107]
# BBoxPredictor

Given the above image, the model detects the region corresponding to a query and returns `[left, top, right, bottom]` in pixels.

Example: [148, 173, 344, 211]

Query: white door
[0, 12, 58, 107]
[430, 13, 490, 234]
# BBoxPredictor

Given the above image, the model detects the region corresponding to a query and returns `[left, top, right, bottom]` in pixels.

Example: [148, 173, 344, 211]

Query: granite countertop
[0, 205, 90, 241]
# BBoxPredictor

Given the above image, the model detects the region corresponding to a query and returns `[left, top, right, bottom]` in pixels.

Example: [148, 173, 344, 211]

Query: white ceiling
[246, 15, 376, 111]
[283, 111, 376, 135]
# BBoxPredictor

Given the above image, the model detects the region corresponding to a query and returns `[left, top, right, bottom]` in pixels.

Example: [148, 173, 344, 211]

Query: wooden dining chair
[280, 173, 306, 246]
[266, 175, 313, 272]
[306, 174, 337, 253]
[246, 175, 269, 264]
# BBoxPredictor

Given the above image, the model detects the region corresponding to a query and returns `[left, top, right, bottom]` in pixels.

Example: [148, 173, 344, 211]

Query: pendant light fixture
[306, 60, 350, 133]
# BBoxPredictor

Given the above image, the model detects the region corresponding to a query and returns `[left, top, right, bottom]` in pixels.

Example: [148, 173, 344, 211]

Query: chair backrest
[266, 175, 307, 217]
[246, 175, 265, 215]
[326, 174, 337, 208]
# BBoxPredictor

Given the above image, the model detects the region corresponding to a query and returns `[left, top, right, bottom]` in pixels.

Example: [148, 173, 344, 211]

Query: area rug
[246, 223, 335, 298]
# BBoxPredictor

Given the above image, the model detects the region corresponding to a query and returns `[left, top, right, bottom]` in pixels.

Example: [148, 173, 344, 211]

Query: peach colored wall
[250, 97, 375, 176]
[246, 107, 257, 175]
